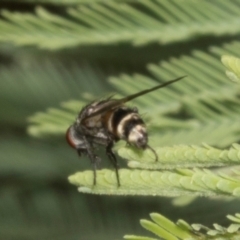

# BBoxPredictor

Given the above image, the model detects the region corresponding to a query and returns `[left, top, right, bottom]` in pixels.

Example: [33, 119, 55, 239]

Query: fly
[66, 76, 186, 186]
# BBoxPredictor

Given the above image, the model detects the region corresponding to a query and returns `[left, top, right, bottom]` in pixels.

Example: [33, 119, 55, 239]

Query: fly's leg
[106, 141, 120, 187]
[78, 136, 101, 186]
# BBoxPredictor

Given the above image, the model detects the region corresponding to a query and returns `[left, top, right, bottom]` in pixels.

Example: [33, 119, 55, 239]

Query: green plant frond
[28, 42, 240, 146]
[1, 0, 240, 49]
[227, 213, 240, 224]
[27, 100, 83, 137]
[110, 46, 240, 147]
[4, 0, 130, 3]
[28, 97, 240, 147]
[109, 48, 240, 122]
[139, 220, 180, 240]
[147, 214, 192, 239]
[108, 45, 240, 147]
[68, 168, 240, 197]
[28, 101, 240, 146]
[150, 118, 240, 148]
[125, 213, 240, 240]
[109, 74, 183, 116]
[118, 143, 240, 170]
[221, 55, 240, 83]
[0, 58, 107, 124]
[124, 235, 158, 240]
[171, 196, 197, 207]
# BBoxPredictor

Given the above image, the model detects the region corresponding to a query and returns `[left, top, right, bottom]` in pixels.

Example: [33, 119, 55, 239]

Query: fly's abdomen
[107, 107, 148, 149]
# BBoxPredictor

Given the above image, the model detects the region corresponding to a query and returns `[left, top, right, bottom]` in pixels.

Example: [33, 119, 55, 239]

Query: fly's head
[126, 120, 148, 149]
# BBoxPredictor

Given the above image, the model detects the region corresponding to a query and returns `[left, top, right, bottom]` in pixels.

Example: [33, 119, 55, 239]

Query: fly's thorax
[83, 115, 102, 128]
[77, 101, 104, 128]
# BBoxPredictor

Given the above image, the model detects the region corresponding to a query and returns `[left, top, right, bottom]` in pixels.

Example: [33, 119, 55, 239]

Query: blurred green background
[1, 1, 240, 239]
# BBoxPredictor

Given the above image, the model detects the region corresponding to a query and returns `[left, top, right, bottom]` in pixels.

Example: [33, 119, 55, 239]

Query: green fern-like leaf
[120, 143, 240, 169]
[221, 55, 240, 83]
[27, 100, 82, 137]
[68, 167, 240, 197]
[3, 0, 128, 3]
[28, 42, 240, 147]
[0, 59, 107, 124]
[1, 1, 240, 49]
[124, 213, 240, 240]
[27, 41, 240, 197]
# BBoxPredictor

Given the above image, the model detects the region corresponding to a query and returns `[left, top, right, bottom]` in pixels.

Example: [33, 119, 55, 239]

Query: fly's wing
[82, 76, 186, 121]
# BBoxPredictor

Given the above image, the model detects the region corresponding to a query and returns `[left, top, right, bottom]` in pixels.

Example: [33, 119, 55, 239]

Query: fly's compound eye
[66, 126, 77, 149]
[66, 125, 85, 150]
